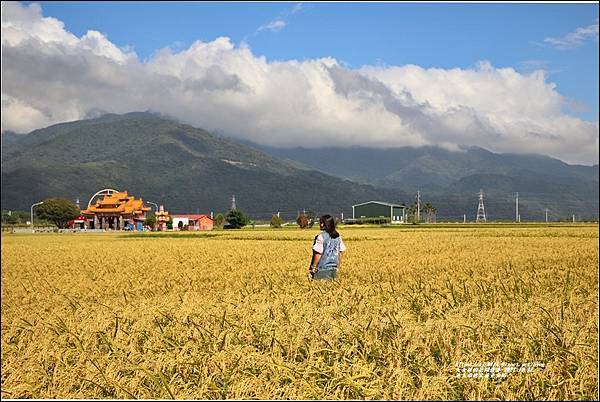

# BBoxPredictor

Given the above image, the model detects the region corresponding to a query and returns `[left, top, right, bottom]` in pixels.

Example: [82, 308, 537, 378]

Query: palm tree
[422, 202, 437, 223]
[407, 201, 419, 223]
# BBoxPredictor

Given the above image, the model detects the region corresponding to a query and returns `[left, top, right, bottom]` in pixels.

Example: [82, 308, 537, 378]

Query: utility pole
[463, 214, 466, 223]
[545, 209, 548, 223]
[572, 214, 575, 223]
[231, 195, 236, 210]
[417, 190, 421, 222]
[515, 192, 519, 222]
[341, 212, 344, 220]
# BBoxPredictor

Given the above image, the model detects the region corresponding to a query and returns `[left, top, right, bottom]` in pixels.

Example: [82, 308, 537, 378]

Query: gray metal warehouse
[352, 201, 406, 224]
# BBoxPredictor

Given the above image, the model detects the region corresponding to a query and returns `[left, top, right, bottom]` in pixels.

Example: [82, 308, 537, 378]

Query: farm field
[1, 225, 598, 400]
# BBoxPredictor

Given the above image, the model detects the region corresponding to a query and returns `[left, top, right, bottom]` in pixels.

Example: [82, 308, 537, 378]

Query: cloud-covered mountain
[1, 1, 598, 165]
[0, 112, 411, 219]
[1, 112, 597, 221]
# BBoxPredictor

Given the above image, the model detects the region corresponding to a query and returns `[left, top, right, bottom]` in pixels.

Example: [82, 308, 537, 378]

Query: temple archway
[87, 188, 119, 209]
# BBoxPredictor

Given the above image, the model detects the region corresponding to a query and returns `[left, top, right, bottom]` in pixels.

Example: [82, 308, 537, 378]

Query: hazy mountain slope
[241, 143, 598, 188]
[237, 141, 598, 220]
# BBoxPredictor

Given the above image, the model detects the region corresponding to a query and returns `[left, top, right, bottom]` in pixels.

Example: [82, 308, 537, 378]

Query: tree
[178, 220, 184, 230]
[145, 213, 157, 230]
[214, 213, 225, 228]
[422, 202, 437, 223]
[36, 198, 80, 228]
[407, 201, 437, 223]
[406, 202, 419, 223]
[297, 213, 309, 228]
[306, 211, 316, 228]
[166, 217, 173, 230]
[226, 209, 249, 229]
[270, 214, 283, 228]
[1, 210, 32, 225]
[1, 211, 18, 225]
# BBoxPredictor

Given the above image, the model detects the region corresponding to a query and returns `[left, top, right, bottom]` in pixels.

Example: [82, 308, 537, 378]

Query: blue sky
[33, 1, 599, 121]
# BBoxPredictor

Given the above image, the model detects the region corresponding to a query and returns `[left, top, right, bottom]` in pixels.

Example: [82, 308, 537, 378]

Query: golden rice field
[1, 225, 598, 400]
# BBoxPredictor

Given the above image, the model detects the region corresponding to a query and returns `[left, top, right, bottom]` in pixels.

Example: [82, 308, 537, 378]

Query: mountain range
[2, 112, 598, 221]
[242, 142, 598, 192]
[1, 112, 409, 220]
[240, 141, 599, 220]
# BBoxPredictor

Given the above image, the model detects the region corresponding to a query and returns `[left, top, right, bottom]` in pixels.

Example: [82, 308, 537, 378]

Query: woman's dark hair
[320, 214, 339, 238]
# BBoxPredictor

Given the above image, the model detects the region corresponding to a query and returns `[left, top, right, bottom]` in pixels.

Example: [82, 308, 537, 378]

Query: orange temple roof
[82, 191, 151, 215]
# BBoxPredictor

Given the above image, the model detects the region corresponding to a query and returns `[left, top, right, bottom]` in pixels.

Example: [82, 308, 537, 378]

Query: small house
[171, 214, 213, 231]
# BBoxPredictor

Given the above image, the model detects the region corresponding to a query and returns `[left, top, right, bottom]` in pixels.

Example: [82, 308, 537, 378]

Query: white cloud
[258, 19, 287, 33]
[254, 3, 304, 35]
[544, 20, 599, 50]
[1, 2, 598, 165]
[292, 3, 304, 14]
[1, 94, 57, 132]
[517, 59, 549, 72]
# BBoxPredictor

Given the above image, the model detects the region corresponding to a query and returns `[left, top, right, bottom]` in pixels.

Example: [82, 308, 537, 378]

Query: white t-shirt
[313, 233, 346, 254]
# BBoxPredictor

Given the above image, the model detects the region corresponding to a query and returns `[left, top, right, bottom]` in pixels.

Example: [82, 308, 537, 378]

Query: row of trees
[2, 210, 35, 225]
[406, 201, 438, 223]
[210, 210, 316, 229]
[3, 199, 82, 228]
[0, 199, 80, 228]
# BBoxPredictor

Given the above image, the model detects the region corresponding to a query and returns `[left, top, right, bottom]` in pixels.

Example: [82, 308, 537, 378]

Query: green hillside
[2, 112, 597, 221]
[1, 113, 408, 219]
[241, 142, 599, 221]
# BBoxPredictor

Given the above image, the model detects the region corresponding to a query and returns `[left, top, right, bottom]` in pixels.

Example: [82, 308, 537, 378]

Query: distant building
[81, 190, 150, 230]
[352, 201, 406, 224]
[171, 214, 213, 231]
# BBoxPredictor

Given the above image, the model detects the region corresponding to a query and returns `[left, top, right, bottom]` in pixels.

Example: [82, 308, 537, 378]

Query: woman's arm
[309, 251, 321, 274]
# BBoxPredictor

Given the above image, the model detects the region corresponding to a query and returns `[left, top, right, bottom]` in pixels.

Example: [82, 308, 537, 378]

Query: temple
[81, 191, 150, 230]
[155, 205, 170, 231]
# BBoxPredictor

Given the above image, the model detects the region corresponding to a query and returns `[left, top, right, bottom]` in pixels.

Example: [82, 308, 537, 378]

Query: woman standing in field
[309, 214, 346, 280]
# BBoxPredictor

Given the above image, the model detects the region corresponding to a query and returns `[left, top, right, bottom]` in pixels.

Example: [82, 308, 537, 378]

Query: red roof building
[171, 214, 213, 231]
[66, 216, 87, 229]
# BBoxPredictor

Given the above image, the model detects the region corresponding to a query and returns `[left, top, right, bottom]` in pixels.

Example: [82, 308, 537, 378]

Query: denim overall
[313, 231, 341, 280]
